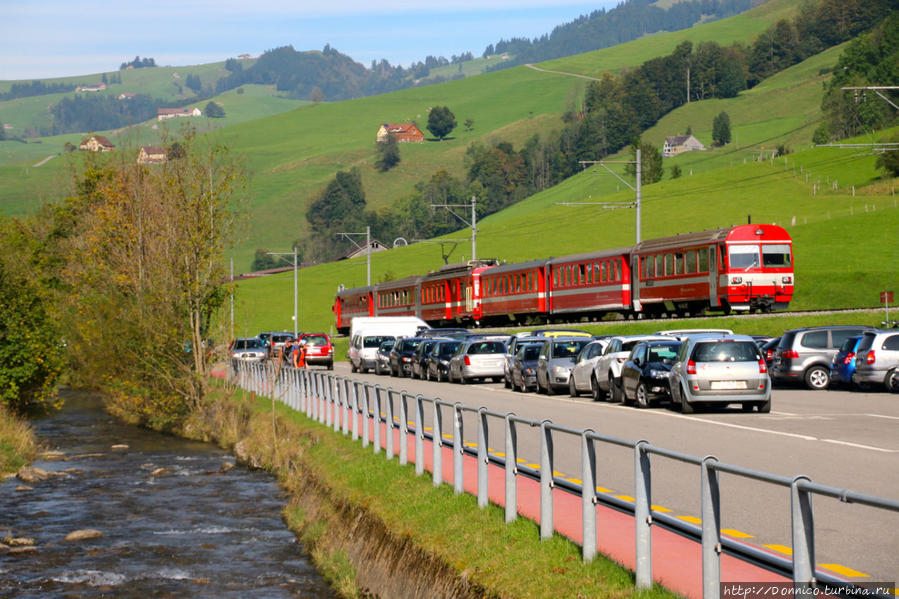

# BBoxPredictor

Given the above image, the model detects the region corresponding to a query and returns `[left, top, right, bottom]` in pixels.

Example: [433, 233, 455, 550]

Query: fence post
[341, 379, 350, 435]
[361, 385, 370, 448]
[634, 440, 652, 589]
[311, 373, 318, 421]
[581, 430, 597, 562]
[453, 403, 464, 494]
[318, 373, 326, 425]
[350, 382, 359, 440]
[791, 476, 816, 592]
[505, 414, 517, 523]
[385, 389, 395, 459]
[701, 456, 721, 599]
[477, 408, 488, 509]
[372, 386, 382, 454]
[415, 395, 425, 476]
[540, 420, 554, 540]
[325, 375, 333, 428]
[398, 393, 409, 466]
[432, 401, 443, 487]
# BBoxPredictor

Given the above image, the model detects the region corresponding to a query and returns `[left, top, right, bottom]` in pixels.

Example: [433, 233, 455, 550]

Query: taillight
[758, 359, 767, 374]
[464, 355, 471, 366]
[843, 352, 855, 365]
[866, 350, 876, 365]
[686, 360, 697, 375]
[765, 348, 774, 361]
[782, 349, 799, 360]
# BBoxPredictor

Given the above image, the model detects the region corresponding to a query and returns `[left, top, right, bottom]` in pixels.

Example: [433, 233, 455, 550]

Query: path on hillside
[525, 63, 602, 81]
[33, 154, 56, 167]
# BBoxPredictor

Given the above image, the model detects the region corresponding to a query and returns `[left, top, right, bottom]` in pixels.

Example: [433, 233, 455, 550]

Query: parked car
[374, 339, 396, 375]
[349, 334, 396, 373]
[535, 336, 592, 395]
[503, 335, 544, 388]
[230, 337, 266, 367]
[530, 328, 593, 338]
[411, 338, 446, 379]
[568, 339, 609, 397]
[829, 335, 863, 388]
[448, 338, 508, 383]
[669, 334, 770, 413]
[296, 333, 334, 369]
[760, 336, 781, 371]
[259, 331, 295, 360]
[620, 340, 682, 408]
[656, 328, 733, 338]
[509, 342, 543, 392]
[593, 335, 671, 401]
[771, 326, 872, 390]
[852, 329, 899, 392]
[426, 339, 464, 382]
[389, 337, 427, 377]
[418, 328, 470, 339]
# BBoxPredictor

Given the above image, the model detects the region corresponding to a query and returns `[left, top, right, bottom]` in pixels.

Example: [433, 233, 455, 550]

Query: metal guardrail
[228, 361, 899, 599]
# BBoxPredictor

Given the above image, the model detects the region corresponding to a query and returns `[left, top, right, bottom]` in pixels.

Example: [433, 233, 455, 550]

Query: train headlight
[732, 276, 742, 284]
[782, 276, 792, 284]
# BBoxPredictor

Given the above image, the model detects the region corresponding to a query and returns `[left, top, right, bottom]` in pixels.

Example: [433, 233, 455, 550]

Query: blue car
[830, 335, 863, 387]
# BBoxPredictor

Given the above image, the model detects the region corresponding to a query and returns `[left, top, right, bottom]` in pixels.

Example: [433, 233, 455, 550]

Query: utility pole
[559, 149, 642, 244]
[431, 196, 478, 261]
[230, 257, 234, 342]
[336, 226, 372, 286]
[266, 248, 299, 337]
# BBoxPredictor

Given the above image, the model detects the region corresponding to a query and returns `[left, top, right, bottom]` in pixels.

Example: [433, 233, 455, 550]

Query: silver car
[568, 339, 609, 397]
[535, 336, 592, 395]
[852, 330, 899, 391]
[230, 337, 266, 366]
[669, 334, 771, 413]
[448, 339, 508, 383]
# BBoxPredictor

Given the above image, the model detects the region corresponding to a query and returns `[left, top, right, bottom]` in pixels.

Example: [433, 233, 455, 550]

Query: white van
[348, 317, 429, 373]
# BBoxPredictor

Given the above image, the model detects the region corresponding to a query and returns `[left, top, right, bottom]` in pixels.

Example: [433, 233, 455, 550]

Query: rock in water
[63, 529, 104, 542]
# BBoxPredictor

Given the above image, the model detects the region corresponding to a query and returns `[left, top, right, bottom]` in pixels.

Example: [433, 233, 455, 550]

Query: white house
[663, 134, 707, 157]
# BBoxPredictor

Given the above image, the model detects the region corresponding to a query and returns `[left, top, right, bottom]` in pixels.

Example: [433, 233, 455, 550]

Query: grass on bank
[207, 381, 679, 599]
[0, 406, 38, 475]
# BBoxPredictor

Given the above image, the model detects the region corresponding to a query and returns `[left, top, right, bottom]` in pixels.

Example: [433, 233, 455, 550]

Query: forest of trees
[0, 80, 76, 101]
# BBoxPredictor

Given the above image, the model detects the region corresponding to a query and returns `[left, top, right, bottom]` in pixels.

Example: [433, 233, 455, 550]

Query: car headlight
[552, 365, 570, 376]
[524, 368, 534, 375]
[650, 369, 668, 379]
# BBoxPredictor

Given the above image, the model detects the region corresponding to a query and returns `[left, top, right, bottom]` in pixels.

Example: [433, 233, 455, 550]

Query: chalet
[118, 92, 136, 100]
[238, 53, 253, 60]
[79, 135, 115, 152]
[157, 107, 202, 120]
[376, 123, 424, 143]
[337, 239, 389, 261]
[137, 146, 167, 164]
[76, 83, 107, 92]
[663, 134, 706, 157]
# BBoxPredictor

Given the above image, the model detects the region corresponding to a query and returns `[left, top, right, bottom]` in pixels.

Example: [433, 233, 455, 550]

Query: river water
[0, 390, 335, 598]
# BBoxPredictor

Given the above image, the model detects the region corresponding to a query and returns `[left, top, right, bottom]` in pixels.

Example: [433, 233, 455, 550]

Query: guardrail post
[350, 382, 359, 440]
[505, 414, 518, 523]
[432, 401, 443, 487]
[701, 456, 721, 599]
[398, 393, 409, 466]
[634, 440, 652, 588]
[540, 420, 554, 540]
[318, 373, 326, 424]
[361, 385, 370, 448]
[477, 408, 488, 509]
[581, 430, 597, 562]
[372, 386, 382, 454]
[332, 376, 341, 432]
[414, 395, 425, 476]
[310, 372, 318, 421]
[341, 379, 350, 435]
[791, 476, 816, 592]
[325, 375, 333, 428]
[453, 403, 464, 494]
[385, 389, 395, 459]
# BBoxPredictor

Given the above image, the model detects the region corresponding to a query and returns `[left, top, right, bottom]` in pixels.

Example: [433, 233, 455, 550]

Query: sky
[2, 1, 619, 81]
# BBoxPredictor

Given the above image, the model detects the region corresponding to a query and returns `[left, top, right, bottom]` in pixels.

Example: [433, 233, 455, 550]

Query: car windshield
[271, 335, 293, 343]
[234, 339, 262, 350]
[647, 344, 680, 362]
[364, 336, 394, 348]
[402, 339, 422, 351]
[552, 340, 588, 358]
[439, 342, 462, 357]
[692, 341, 759, 362]
[378, 342, 395, 353]
[839, 337, 858, 353]
[304, 335, 328, 346]
[467, 341, 505, 355]
[521, 345, 541, 360]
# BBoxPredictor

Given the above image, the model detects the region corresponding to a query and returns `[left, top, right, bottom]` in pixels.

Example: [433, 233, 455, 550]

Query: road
[328, 362, 899, 585]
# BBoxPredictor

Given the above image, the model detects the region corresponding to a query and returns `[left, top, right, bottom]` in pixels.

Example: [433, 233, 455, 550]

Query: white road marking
[820, 439, 899, 453]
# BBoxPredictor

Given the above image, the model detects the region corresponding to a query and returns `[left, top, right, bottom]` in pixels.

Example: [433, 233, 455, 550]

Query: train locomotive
[333, 224, 794, 334]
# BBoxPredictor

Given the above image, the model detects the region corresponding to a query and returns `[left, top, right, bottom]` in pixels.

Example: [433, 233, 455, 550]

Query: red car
[296, 333, 334, 370]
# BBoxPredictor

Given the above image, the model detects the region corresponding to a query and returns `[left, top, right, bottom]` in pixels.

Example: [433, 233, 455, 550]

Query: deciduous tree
[427, 106, 456, 140]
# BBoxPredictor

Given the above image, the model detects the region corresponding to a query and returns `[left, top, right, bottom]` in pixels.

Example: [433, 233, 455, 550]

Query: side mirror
[633, 357, 641, 367]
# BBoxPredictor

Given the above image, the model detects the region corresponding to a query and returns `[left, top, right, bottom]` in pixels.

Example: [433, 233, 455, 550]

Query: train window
[664, 254, 673, 276]
[675, 253, 684, 275]
[699, 249, 709, 272]
[655, 255, 663, 277]
[579, 264, 586, 285]
[552, 269, 558, 287]
[762, 244, 791, 267]
[728, 245, 760, 269]
[647, 256, 655, 278]
[685, 250, 696, 274]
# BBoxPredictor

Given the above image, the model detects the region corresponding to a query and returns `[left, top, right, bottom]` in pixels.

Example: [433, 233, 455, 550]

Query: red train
[333, 224, 794, 334]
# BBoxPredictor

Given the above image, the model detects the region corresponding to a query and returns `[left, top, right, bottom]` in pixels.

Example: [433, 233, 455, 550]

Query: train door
[708, 246, 719, 307]
[630, 254, 642, 312]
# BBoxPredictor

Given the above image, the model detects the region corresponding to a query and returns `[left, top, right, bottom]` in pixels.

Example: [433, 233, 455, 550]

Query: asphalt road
[329, 361, 899, 585]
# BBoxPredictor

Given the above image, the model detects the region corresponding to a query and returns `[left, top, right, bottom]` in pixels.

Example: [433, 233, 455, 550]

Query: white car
[568, 339, 609, 397]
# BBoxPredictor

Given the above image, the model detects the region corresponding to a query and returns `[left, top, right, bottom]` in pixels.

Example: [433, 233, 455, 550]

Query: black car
[503, 335, 543, 388]
[411, 338, 446, 379]
[509, 342, 543, 392]
[426, 339, 464, 382]
[620, 340, 682, 408]
[389, 337, 426, 377]
[374, 339, 396, 375]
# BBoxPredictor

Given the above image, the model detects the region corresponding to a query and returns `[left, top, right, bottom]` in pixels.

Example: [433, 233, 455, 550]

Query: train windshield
[762, 244, 791, 268]
[728, 245, 760, 269]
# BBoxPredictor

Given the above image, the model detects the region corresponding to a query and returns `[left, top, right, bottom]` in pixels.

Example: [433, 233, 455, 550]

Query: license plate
[710, 380, 746, 390]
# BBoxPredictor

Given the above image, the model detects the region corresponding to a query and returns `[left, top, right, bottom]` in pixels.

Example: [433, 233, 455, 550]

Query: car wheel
[351, 362, 358, 373]
[436, 369, 443, 383]
[504, 375, 511, 389]
[591, 376, 605, 401]
[545, 378, 556, 395]
[756, 398, 771, 413]
[680, 389, 695, 413]
[804, 365, 830, 390]
[536, 375, 546, 394]
[569, 376, 579, 397]
[327, 361, 334, 371]
[635, 383, 650, 409]
[885, 369, 899, 393]
[610, 376, 623, 403]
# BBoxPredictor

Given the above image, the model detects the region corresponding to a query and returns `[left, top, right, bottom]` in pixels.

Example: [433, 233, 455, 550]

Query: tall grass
[0, 406, 38, 475]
